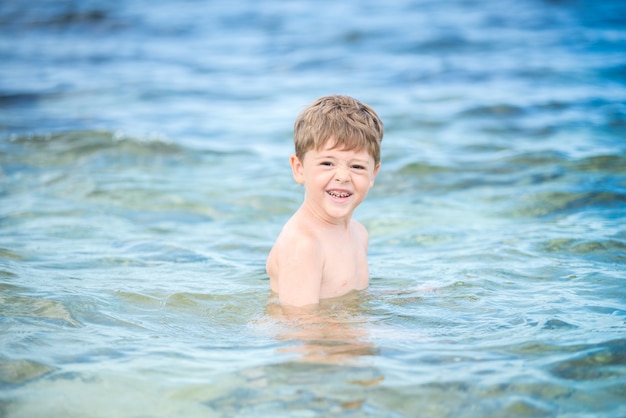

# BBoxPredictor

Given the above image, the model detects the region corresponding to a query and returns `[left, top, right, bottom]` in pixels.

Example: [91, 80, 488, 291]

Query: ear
[369, 162, 381, 189]
[290, 154, 305, 184]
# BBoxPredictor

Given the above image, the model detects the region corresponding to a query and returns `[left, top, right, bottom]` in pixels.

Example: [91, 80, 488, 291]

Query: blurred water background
[1, 0, 625, 417]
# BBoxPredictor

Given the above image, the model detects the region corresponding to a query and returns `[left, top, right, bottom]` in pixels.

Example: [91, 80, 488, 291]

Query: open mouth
[327, 190, 352, 198]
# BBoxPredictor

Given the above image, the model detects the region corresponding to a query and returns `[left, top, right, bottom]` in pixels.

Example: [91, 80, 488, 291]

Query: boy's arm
[276, 234, 323, 307]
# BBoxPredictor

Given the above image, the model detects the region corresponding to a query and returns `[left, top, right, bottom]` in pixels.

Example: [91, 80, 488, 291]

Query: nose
[334, 166, 350, 182]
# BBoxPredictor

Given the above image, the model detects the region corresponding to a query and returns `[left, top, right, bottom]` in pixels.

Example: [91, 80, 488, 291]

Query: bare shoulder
[351, 219, 368, 236]
[271, 213, 323, 262]
[350, 219, 369, 246]
[268, 212, 325, 306]
[278, 219, 321, 252]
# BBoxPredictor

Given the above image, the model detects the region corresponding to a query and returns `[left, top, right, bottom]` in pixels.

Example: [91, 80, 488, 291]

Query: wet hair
[293, 95, 383, 165]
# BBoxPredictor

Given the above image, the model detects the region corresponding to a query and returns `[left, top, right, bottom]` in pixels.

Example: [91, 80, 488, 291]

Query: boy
[266, 95, 383, 307]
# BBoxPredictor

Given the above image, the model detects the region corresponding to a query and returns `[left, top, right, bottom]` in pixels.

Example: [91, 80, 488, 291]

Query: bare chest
[320, 240, 369, 298]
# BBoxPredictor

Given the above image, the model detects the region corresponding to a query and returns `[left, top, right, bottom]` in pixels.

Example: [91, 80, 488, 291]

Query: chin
[324, 206, 354, 220]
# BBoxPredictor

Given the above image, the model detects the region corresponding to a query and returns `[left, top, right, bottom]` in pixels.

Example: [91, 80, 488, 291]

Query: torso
[318, 223, 369, 298]
[267, 215, 369, 300]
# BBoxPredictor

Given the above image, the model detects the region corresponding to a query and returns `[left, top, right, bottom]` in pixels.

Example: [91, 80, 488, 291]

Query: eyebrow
[316, 154, 371, 165]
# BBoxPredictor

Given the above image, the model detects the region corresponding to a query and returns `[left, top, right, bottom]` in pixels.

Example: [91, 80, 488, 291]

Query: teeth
[328, 191, 351, 198]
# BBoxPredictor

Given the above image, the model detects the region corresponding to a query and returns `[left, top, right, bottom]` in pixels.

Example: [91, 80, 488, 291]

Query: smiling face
[290, 138, 380, 225]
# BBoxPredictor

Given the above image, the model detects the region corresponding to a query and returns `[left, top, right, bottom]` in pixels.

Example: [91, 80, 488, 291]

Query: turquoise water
[1, 1, 625, 416]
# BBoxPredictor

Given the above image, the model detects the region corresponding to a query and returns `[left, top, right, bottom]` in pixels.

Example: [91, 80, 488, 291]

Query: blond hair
[293, 95, 383, 164]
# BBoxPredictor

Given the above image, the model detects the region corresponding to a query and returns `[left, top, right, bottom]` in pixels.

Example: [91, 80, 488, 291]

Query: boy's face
[290, 138, 380, 224]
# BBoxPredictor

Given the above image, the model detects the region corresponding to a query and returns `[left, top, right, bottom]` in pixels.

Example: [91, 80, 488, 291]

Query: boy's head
[293, 95, 383, 165]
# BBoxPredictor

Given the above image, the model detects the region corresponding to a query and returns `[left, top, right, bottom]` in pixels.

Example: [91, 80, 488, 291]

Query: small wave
[397, 161, 450, 176]
[514, 191, 626, 218]
[0, 91, 48, 106]
[541, 318, 579, 330]
[0, 294, 82, 328]
[0, 4, 127, 32]
[540, 238, 626, 262]
[0, 358, 56, 386]
[0, 248, 25, 261]
[390, 151, 569, 194]
[458, 104, 526, 118]
[573, 154, 626, 173]
[549, 339, 626, 381]
[1, 130, 252, 174]
[3, 130, 184, 164]
[120, 241, 211, 264]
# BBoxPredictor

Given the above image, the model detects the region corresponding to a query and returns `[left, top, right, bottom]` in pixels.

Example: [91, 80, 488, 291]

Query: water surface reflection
[267, 291, 381, 367]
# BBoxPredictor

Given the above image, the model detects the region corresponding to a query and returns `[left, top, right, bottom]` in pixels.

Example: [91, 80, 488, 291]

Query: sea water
[1, 0, 625, 417]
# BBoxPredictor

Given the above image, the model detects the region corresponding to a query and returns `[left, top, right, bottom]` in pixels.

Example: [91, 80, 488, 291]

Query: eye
[352, 164, 366, 170]
[320, 161, 333, 166]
